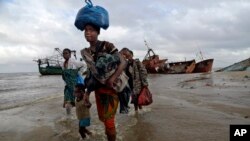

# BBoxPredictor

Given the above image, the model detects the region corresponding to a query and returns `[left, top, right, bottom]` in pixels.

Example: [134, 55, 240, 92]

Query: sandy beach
[0, 71, 250, 141]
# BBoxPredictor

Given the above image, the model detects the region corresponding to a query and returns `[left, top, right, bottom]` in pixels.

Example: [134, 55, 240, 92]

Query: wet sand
[0, 71, 250, 141]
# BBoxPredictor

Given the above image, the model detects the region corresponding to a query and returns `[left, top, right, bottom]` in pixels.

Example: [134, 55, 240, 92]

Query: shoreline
[0, 71, 250, 141]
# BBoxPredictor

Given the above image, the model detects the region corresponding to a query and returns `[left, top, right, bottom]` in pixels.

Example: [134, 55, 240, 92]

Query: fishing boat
[33, 48, 76, 75]
[142, 40, 196, 74]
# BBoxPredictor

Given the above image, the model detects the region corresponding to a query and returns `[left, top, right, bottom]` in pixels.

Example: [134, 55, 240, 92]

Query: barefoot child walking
[74, 84, 92, 139]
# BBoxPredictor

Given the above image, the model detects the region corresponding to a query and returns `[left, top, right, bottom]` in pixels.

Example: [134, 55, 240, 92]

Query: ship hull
[39, 66, 62, 75]
[163, 59, 196, 74]
[193, 59, 214, 73]
[143, 58, 196, 74]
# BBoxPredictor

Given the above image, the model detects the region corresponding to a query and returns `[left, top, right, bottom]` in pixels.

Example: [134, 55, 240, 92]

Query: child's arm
[83, 91, 91, 105]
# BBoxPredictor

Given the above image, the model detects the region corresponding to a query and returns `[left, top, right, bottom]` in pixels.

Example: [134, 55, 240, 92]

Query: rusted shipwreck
[142, 42, 196, 74]
[142, 41, 213, 74]
[193, 59, 214, 73]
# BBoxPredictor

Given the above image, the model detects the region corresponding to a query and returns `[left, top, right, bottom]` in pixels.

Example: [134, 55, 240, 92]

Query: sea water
[0, 71, 249, 141]
[0, 72, 64, 110]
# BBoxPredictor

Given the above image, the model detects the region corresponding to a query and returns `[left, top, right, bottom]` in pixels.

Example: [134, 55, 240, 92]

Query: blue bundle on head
[74, 0, 109, 31]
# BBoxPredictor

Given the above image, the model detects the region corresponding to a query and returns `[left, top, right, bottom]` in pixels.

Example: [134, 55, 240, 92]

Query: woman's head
[63, 48, 71, 60]
[120, 47, 133, 60]
[84, 23, 100, 42]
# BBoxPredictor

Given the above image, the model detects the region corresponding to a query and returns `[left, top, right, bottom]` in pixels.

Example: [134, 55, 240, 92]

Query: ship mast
[144, 40, 156, 60]
[199, 51, 204, 60]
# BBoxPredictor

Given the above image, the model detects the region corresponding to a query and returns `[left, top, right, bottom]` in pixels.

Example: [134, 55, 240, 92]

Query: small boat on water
[142, 40, 196, 74]
[33, 48, 76, 75]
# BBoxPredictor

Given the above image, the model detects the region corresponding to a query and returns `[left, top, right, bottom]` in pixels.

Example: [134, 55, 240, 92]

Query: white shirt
[61, 58, 86, 74]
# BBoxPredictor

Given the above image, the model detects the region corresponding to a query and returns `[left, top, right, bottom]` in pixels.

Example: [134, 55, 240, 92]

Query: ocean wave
[0, 95, 63, 111]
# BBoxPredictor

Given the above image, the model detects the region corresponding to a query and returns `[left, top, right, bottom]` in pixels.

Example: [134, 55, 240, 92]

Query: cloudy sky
[0, 0, 249, 73]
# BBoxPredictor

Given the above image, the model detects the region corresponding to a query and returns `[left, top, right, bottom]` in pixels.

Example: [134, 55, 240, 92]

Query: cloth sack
[75, 0, 109, 31]
[138, 87, 153, 106]
[81, 49, 128, 93]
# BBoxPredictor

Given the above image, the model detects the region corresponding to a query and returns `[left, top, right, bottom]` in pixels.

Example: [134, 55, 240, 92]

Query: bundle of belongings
[74, 0, 109, 31]
[81, 47, 128, 93]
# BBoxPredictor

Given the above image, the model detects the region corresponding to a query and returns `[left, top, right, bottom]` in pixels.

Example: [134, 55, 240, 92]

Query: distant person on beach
[61, 48, 85, 115]
[120, 48, 148, 112]
[80, 23, 126, 141]
[74, 84, 92, 140]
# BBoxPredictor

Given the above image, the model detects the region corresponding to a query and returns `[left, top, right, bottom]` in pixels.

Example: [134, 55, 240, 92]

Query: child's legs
[79, 118, 91, 138]
[79, 123, 86, 139]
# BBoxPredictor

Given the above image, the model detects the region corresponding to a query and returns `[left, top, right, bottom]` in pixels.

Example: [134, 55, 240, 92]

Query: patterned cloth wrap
[62, 69, 78, 106]
[95, 53, 120, 83]
[82, 49, 128, 93]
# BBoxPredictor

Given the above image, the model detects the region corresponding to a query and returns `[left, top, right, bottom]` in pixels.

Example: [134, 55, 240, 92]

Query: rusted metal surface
[164, 59, 196, 74]
[142, 58, 196, 74]
[142, 55, 167, 73]
[141, 40, 213, 74]
[193, 59, 214, 73]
